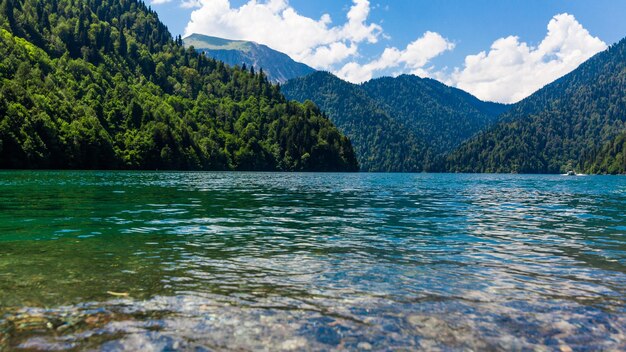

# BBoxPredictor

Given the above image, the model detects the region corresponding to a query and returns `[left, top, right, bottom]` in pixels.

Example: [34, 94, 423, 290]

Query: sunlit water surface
[1, 171, 625, 351]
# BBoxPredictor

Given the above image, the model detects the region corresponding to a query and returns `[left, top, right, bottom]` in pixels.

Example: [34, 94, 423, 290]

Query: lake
[0, 171, 625, 351]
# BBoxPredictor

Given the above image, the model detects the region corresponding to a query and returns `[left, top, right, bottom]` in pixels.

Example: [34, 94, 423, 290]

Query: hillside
[0, 0, 357, 172]
[581, 132, 626, 174]
[282, 72, 507, 172]
[281, 72, 434, 172]
[361, 75, 508, 155]
[447, 38, 626, 174]
[184, 34, 315, 84]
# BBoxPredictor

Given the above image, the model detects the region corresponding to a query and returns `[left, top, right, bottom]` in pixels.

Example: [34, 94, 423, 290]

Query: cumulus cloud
[180, 0, 202, 8]
[444, 13, 607, 103]
[182, 0, 383, 69]
[337, 31, 454, 83]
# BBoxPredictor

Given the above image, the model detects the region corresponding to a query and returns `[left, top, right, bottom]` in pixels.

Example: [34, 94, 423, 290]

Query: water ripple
[0, 171, 625, 350]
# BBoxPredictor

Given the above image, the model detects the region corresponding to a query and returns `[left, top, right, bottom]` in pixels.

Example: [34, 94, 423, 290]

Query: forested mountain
[282, 72, 507, 172]
[361, 75, 508, 155]
[581, 132, 626, 174]
[0, 0, 357, 171]
[447, 38, 626, 174]
[281, 72, 434, 172]
[184, 34, 315, 84]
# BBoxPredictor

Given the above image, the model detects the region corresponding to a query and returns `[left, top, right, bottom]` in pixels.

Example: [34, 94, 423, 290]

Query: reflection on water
[0, 171, 625, 350]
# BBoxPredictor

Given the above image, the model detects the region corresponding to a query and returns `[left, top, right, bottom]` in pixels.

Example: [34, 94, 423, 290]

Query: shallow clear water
[0, 171, 625, 351]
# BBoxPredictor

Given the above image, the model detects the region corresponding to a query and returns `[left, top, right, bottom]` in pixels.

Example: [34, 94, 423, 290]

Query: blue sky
[150, 0, 626, 103]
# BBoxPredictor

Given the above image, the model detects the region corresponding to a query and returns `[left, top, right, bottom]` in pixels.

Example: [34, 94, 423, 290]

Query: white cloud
[444, 13, 607, 103]
[180, 0, 202, 8]
[337, 31, 455, 83]
[180, 0, 454, 84]
[182, 0, 384, 69]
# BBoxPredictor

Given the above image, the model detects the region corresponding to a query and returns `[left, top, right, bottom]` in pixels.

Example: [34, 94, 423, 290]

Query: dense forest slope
[282, 72, 506, 172]
[184, 34, 315, 84]
[447, 38, 626, 174]
[281, 72, 433, 172]
[361, 75, 508, 156]
[0, 0, 357, 171]
[581, 132, 626, 174]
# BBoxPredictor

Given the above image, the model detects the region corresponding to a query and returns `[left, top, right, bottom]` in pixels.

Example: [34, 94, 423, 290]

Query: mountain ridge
[447, 37, 626, 174]
[360, 75, 509, 156]
[184, 33, 315, 84]
[282, 71, 508, 172]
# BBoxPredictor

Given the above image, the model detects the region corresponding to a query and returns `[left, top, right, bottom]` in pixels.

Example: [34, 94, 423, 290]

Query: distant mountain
[184, 34, 315, 84]
[447, 38, 626, 174]
[282, 72, 507, 172]
[0, 0, 357, 172]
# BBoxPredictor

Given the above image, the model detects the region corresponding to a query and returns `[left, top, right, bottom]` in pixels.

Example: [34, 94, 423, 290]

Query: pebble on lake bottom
[280, 337, 308, 350]
[357, 341, 372, 350]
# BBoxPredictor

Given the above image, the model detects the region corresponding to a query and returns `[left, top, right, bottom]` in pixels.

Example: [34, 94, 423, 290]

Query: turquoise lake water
[0, 171, 625, 350]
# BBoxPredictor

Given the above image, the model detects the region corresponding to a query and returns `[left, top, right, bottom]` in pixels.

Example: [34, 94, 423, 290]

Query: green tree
[0, 0, 358, 172]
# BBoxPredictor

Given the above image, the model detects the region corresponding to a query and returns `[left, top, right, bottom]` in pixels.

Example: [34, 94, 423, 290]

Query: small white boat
[562, 170, 586, 176]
